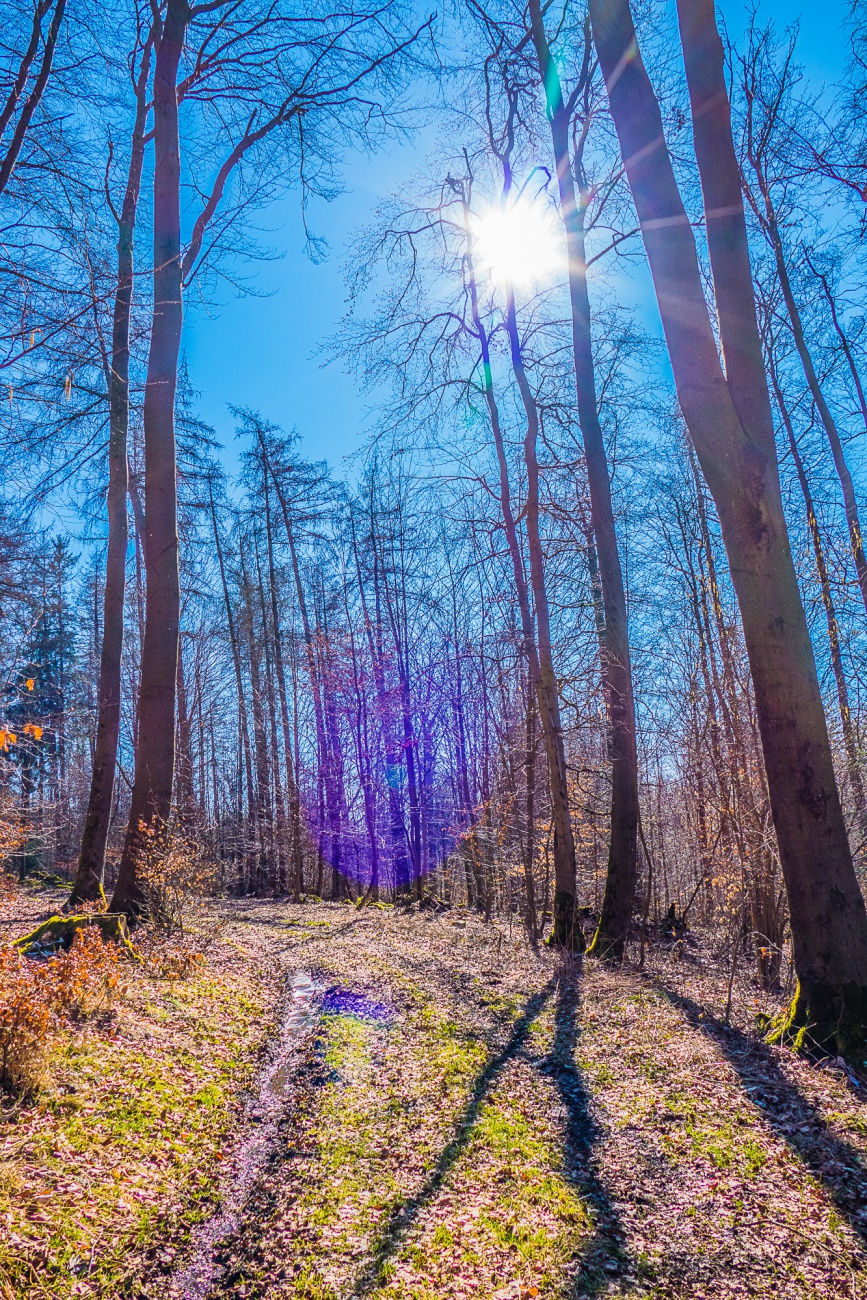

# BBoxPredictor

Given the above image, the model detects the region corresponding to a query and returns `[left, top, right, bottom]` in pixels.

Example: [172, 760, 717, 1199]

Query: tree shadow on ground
[351, 983, 555, 1296]
[352, 965, 633, 1298]
[649, 977, 867, 1245]
[541, 966, 632, 1297]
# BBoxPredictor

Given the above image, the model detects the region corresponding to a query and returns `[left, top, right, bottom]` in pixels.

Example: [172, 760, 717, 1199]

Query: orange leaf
[25, 678, 34, 691]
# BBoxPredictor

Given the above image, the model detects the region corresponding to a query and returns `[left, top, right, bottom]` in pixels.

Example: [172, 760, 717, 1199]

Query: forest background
[3, 0, 867, 1020]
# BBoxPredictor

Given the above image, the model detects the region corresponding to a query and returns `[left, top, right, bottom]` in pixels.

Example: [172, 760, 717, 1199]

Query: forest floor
[2, 884, 867, 1299]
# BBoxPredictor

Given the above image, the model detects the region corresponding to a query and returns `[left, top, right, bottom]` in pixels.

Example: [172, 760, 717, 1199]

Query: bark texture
[590, 0, 867, 1055]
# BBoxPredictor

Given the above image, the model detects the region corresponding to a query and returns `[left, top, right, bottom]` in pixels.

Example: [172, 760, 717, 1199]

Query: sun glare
[471, 198, 562, 291]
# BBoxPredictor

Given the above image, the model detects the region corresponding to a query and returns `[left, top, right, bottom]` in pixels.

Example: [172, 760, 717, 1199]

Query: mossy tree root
[766, 979, 867, 1063]
[587, 923, 627, 962]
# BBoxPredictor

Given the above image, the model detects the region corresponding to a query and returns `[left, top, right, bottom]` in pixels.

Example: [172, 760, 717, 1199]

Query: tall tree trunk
[262, 469, 303, 898]
[503, 282, 580, 947]
[384, 562, 422, 895]
[317, 588, 346, 898]
[111, 0, 188, 915]
[254, 532, 287, 891]
[523, 678, 539, 943]
[768, 349, 867, 841]
[71, 28, 154, 905]
[351, 495, 409, 895]
[343, 586, 380, 900]
[445, 573, 474, 831]
[755, 196, 867, 619]
[529, 0, 639, 958]
[590, 0, 867, 1055]
[265, 451, 334, 889]
[209, 482, 256, 889]
[373, 531, 411, 895]
[175, 632, 195, 822]
[241, 557, 272, 892]
[461, 185, 580, 946]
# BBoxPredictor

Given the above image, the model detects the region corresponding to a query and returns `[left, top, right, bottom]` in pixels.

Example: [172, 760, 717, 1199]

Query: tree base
[587, 923, 627, 961]
[766, 978, 867, 1063]
[548, 890, 587, 952]
[14, 913, 135, 958]
[65, 879, 107, 913]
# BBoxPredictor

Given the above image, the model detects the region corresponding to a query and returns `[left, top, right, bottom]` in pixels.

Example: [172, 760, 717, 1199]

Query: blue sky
[182, 0, 852, 475]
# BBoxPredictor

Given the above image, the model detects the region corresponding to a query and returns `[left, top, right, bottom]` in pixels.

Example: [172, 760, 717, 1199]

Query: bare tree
[525, 0, 638, 957]
[0, 0, 68, 195]
[589, 0, 867, 1055]
[737, 25, 867, 621]
[70, 10, 158, 905]
[111, 0, 430, 914]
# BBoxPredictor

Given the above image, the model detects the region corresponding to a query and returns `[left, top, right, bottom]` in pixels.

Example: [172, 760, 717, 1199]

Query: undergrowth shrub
[0, 930, 121, 1095]
[137, 823, 218, 936]
[0, 798, 24, 863]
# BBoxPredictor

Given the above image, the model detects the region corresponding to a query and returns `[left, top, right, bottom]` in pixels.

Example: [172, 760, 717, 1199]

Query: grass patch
[0, 955, 271, 1298]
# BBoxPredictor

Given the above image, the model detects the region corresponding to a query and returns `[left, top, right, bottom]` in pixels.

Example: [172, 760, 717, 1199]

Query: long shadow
[227, 912, 370, 943]
[293, 916, 371, 945]
[350, 983, 555, 1296]
[539, 969, 631, 1297]
[650, 977, 867, 1244]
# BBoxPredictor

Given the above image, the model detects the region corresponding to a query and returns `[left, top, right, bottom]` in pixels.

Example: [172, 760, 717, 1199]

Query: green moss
[13, 911, 136, 956]
[660, 1097, 769, 1179]
[766, 978, 867, 1062]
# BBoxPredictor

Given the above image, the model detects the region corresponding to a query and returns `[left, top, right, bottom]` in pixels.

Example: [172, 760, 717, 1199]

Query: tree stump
[13, 913, 135, 958]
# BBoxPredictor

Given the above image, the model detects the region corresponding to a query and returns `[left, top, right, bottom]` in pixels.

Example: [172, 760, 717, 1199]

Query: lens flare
[471, 197, 562, 290]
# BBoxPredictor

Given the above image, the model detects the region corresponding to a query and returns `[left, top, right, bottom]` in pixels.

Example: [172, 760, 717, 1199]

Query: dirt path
[3, 894, 867, 1299]
[163, 902, 867, 1300]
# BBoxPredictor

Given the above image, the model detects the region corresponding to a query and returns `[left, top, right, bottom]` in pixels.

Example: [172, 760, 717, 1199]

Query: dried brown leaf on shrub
[0, 930, 123, 1095]
[136, 824, 220, 936]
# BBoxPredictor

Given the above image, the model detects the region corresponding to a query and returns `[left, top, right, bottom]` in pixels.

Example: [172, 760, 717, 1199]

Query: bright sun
[471, 197, 562, 290]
